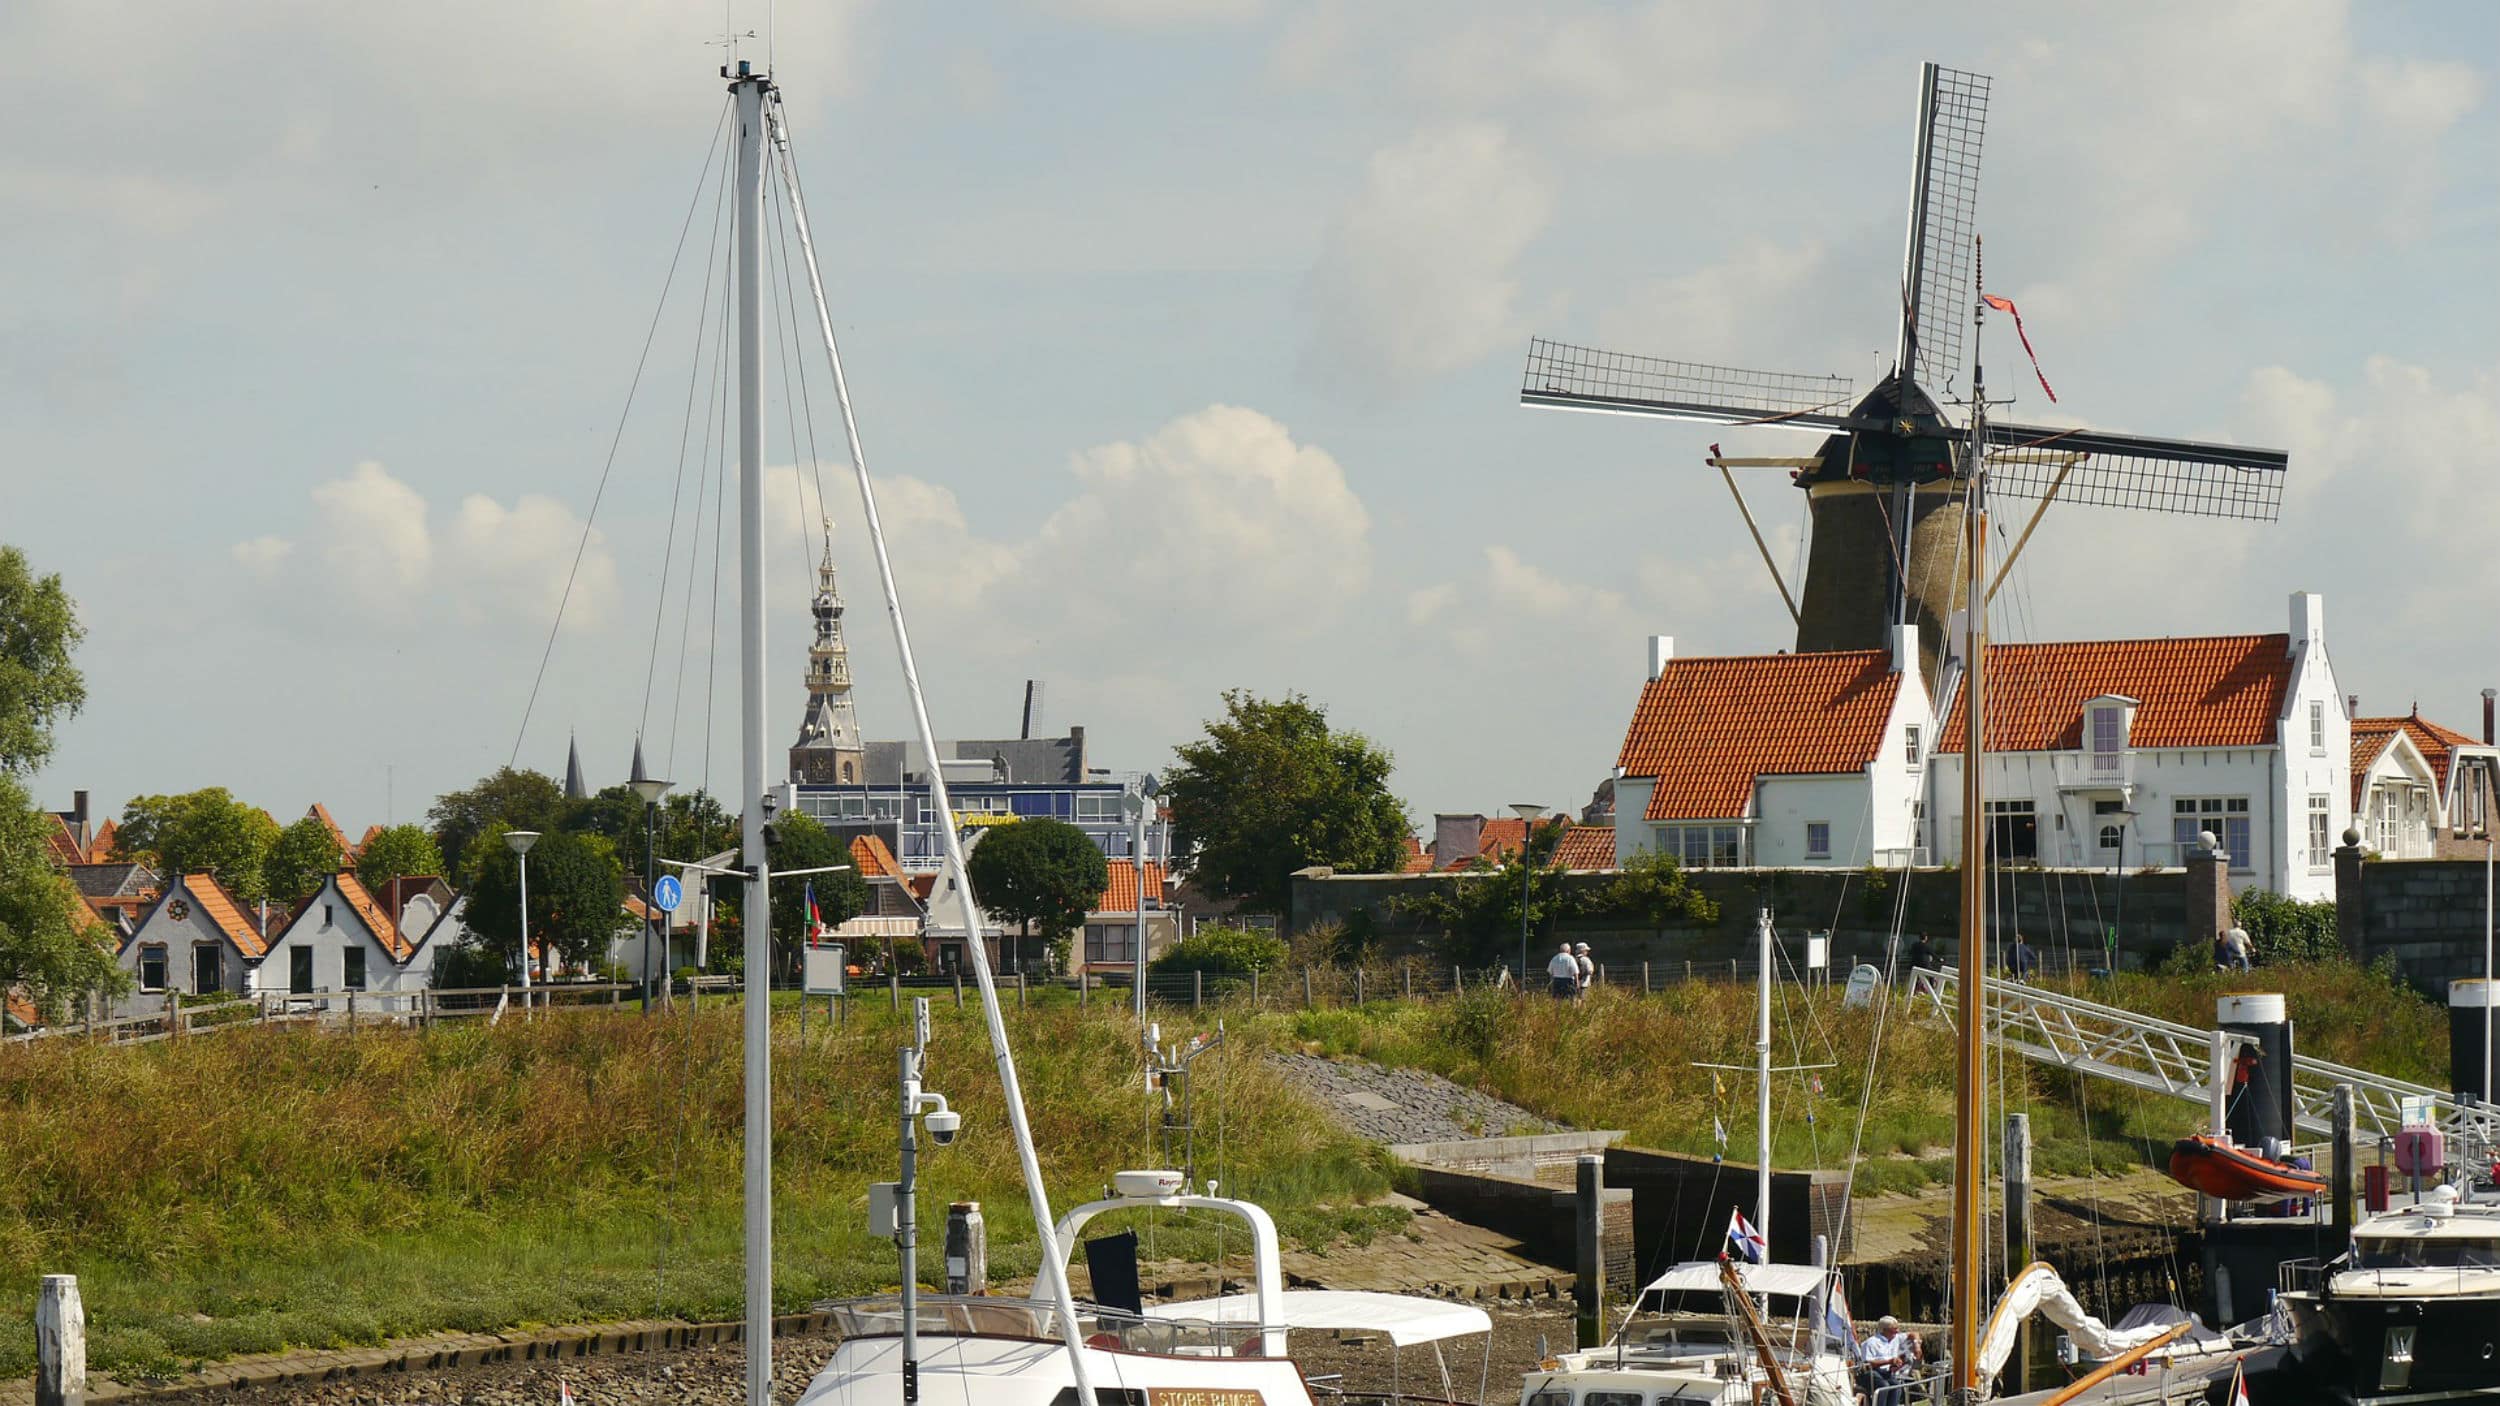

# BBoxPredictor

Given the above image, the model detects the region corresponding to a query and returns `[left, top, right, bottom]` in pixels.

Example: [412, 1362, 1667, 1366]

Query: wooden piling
[36, 1274, 84, 1406]
[1574, 1155, 1605, 1349]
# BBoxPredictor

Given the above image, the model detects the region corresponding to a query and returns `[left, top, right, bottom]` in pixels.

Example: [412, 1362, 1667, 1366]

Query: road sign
[652, 874, 683, 913]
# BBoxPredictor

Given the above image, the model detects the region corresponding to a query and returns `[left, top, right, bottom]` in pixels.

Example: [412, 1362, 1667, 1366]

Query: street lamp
[1509, 803, 1547, 992]
[504, 830, 540, 1005]
[629, 764, 674, 1014]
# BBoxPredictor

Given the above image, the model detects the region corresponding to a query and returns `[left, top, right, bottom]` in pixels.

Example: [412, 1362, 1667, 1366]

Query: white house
[1611, 626, 1932, 870]
[2351, 709, 2500, 858]
[112, 873, 280, 1018]
[261, 872, 427, 998]
[1610, 592, 2351, 901]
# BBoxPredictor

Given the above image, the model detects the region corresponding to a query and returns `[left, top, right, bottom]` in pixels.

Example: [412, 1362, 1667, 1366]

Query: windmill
[1521, 63, 2288, 679]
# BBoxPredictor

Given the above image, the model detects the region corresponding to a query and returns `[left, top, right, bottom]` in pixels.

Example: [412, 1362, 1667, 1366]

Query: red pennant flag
[1981, 294, 2057, 403]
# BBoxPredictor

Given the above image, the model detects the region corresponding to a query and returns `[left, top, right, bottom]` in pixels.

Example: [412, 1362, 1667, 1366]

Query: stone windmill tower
[788, 522, 866, 784]
[1522, 63, 2288, 681]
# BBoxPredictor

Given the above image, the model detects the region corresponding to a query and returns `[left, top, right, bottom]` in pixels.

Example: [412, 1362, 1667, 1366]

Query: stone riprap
[1270, 1051, 1565, 1147]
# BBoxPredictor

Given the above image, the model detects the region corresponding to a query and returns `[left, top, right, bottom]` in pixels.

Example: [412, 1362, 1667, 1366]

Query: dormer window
[2084, 695, 2138, 777]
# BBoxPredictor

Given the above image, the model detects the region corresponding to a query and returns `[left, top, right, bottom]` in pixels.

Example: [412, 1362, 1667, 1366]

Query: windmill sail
[1971, 420, 2288, 520]
[1521, 336, 1858, 430]
[1897, 64, 1990, 393]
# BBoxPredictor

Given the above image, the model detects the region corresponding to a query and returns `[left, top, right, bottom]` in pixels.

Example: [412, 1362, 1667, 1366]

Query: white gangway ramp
[1904, 967, 2494, 1148]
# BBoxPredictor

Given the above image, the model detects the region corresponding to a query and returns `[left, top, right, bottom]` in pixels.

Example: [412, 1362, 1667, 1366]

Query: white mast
[765, 93, 1102, 1405]
[730, 61, 776, 1406]
[1756, 907, 1774, 1250]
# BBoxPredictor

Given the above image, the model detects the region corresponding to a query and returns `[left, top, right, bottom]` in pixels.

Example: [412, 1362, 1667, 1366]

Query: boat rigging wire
[510, 96, 732, 768]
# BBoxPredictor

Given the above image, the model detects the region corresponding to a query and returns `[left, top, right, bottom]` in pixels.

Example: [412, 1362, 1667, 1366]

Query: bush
[2231, 888, 2342, 964]
[1153, 925, 1290, 979]
[429, 940, 513, 990]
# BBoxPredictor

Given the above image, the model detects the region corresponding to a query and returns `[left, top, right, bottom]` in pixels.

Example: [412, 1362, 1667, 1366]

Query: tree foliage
[1599, 850, 1723, 932]
[426, 768, 567, 883]
[263, 815, 345, 904]
[355, 824, 447, 891]
[763, 812, 868, 976]
[461, 827, 626, 975]
[1390, 837, 1718, 967]
[966, 818, 1108, 973]
[0, 547, 86, 776]
[1149, 925, 1289, 978]
[117, 788, 281, 901]
[1163, 691, 1412, 913]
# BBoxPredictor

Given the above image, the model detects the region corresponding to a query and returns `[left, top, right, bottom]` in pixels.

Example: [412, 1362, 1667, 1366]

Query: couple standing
[1545, 941, 1594, 998]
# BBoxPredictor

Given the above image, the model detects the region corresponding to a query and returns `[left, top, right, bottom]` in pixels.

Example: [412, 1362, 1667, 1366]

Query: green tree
[965, 817, 1108, 973]
[1389, 822, 1583, 966]
[763, 812, 867, 977]
[0, 549, 124, 1017]
[426, 767, 567, 882]
[118, 788, 281, 901]
[263, 814, 345, 903]
[355, 824, 447, 890]
[1163, 690, 1412, 913]
[656, 790, 739, 866]
[1596, 849, 1722, 935]
[1149, 925, 1289, 979]
[2231, 888, 2343, 964]
[461, 827, 626, 976]
[0, 547, 86, 775]
[561, 784, 644, 848]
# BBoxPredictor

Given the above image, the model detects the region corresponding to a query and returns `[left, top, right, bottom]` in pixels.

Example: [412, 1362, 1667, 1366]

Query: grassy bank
[0, 1001, 1396, 1378]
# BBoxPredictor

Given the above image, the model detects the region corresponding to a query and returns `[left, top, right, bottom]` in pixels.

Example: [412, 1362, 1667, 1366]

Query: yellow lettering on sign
[1146, 1391, 1264, 1406]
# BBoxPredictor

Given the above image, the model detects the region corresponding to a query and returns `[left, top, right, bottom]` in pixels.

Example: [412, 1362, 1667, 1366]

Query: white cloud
[2358, 58, 2483, 137]
[310, 461, 432, 604]
[1403, 6, 1784, 155]
[1045, 0, 1264, 25]
[1593, 239, 1830, 370]
[447, 492, 620, 628]
[1304, 122, 1552, 391]
[231, 536, 294, 575]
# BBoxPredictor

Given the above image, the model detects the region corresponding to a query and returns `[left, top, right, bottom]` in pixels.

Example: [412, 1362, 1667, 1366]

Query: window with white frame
[1659, 824, 1745, 868]
[2309, 699, 2325, 752]
[2308, 794, 2331, 870]
[1074, 793, 1123, 823]
[2460, 762, 2491, 834]
[2173, 796, 2253, 870]
[1084, 923, 1136, 965]
[1904, 726, 1921, 767]
[1985, 800, 2038, 861]
[2098, 824, 2124, 853]
[139, 943, 168, 993]
[1805, 822, 1831, 859]
[2089, 706, 2124, 774]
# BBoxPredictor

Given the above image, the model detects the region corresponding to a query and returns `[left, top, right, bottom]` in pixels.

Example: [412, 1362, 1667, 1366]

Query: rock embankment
[1270, 1050, 1565, 1146]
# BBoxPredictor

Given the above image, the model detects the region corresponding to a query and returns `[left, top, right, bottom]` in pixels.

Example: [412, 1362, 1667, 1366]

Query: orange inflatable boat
[2166, 1134, 2328, 1201]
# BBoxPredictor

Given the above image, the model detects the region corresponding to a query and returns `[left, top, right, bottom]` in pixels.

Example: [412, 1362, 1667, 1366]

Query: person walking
[1573, 942, 1595, 997]
[1545, 942, 1580, 1000]
[2009, 934, 2037, 981]
[2222, 924, 2254, 971]
[1903, 934, 1937, 985]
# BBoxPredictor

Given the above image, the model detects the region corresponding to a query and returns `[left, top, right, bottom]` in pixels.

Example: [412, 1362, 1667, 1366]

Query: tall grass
[0, 1003, 1393, 1378]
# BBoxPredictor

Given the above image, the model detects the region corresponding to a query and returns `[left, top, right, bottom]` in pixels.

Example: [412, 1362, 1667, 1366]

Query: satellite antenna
[1520, 62, 2289, 679]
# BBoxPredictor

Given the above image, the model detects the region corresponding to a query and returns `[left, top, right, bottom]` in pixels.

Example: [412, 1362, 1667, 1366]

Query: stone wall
[1290, 864, 2193, 973]
[2339, 853, 2496, 993]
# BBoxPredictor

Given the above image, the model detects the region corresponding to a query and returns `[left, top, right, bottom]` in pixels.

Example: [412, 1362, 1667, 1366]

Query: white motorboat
[1521, 1261, 1856, 1406]
[2281, 1184, 2500, 1404]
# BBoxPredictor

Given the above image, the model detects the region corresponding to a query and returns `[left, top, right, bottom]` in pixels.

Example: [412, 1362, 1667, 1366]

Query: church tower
[788, 522, 867, 784]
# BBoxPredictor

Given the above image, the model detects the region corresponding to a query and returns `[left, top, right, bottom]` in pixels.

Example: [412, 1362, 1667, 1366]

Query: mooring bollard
[38, 1274, 85, 1406]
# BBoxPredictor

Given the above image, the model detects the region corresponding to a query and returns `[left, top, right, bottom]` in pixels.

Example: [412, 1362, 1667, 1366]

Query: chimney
[72, 790, 88, 827]
[1891, 624, 1918, 676]
[1647, 635, 1675, 681]
[2484, 688, 2496, 746]
[1433, 813, 1484, 870]
[2347, 694, 2360, 718]
[2290, 590, 2326, 656]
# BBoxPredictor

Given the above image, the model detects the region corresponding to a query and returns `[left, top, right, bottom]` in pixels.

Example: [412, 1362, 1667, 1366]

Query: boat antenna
[763, 90, 1102, 1405]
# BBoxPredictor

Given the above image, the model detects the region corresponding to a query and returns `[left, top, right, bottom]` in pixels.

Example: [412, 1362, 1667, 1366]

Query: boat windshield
[820, 1296, 1262, 1356]
[2352, 1237, 2500, 1269]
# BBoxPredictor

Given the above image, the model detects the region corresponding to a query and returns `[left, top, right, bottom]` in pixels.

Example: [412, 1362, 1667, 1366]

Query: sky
[7, 0, 2498, 838]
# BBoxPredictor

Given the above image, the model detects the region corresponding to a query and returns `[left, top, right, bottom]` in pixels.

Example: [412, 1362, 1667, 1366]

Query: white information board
[802, 943, 847, 995]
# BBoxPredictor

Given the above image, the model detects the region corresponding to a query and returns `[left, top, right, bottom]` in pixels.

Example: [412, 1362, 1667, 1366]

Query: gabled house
[68, 861, 159, 937]
[1611, 626, 1932, 869]
[2351, 705, 2500, 858]
[1080, 859, 1177, 975]
[112, 873, 280, 1018]
[262, 872, 422, 998]
[1928, 593, 2345, 898]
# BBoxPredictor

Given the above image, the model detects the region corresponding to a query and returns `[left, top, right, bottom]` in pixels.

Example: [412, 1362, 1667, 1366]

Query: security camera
[924, 1109, 961, 1146]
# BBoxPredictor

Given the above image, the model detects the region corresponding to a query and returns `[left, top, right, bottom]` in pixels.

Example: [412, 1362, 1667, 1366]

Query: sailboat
[688, 57, 1473, 1406]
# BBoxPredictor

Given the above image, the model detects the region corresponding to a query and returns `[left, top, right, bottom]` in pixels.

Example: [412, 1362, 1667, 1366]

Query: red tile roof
[848, 834, 902, 881]
[2353, 711, 2483, 805]
[2351, 719, 2404, 808]
[334, 872, 411, 962]
[1098, 860, 1168, 915]
[1399, 836, 1433, 873]
[1618, 650, 1902, 821]
[1552, 825, 1618, 871]
[1938, 635, 2292, 754]
[42, 815, 85, 867]
[89, 819, 117, 862]
[308, 804, 354, 858]
[182, 874, 272, 960]
[1441, 817, 1533, 870]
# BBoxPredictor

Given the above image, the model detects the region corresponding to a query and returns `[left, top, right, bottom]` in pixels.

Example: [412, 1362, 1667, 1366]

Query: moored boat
[2167, 1134, 2330, 1202]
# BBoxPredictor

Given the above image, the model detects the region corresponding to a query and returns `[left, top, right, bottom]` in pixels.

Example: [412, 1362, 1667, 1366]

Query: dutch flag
[1727, 1206, 1767, 1264]
[1823, 1279, 1854, 1351]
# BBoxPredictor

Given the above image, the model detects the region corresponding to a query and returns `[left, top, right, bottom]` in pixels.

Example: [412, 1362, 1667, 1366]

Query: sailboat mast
[1757, 907, 1774, 1249]
[1948, 311, 1991, 1400]
[730, 62, 776, 1406]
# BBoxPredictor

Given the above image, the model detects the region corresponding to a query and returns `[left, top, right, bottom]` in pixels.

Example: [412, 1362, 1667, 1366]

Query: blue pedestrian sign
[652, 874, 684, 914]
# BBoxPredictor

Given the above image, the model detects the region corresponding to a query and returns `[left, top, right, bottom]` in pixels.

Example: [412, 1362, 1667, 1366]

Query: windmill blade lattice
[1901, 66, 1990, 394]
[1975, 420, 2287, 521]
[1520, 337, 1860, 430]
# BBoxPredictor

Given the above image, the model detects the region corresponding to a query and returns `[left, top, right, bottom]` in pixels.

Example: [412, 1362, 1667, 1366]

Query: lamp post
[630, 770, 674, 1013]
[504, 830, 540, 1006]
[1509, 803, 1547, 992]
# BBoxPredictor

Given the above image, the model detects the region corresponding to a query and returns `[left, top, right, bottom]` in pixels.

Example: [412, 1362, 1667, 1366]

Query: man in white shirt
[1545, 942, 1580, 999]
[1573, 942, 1595, 997]
[1860, 1315, 1917, 1406]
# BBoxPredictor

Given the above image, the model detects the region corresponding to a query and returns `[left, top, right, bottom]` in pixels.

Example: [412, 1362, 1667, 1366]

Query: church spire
[564, 733, 588, 801]
[789, 519, 867, 784]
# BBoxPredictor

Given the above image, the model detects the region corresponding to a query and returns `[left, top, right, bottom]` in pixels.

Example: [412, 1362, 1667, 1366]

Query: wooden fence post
[346, 989, 357, 1032]
[1642, 960, 1652, 994]
[954, 971, 965, 1008]
[1303, 966, 1314, 1009]
[1685, 960, 1694, 982]
[1079, 972, 1089, 1008]
[1403, 966, 1412, 1001]
[1354, 968, 1365, 1005]
[890, 971, 901, 1012]
[1729, 958, 1739, 979]
[166, 989, 180, 1038]
[1017, 972, 1027, 1009]
[1251, 970, 1260, 1006]
[1193, 971, 1202, 1011]
[1453, 964, 1463, 994]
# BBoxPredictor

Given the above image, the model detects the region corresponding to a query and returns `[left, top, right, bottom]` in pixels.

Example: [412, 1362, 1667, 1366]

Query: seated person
[1859, 1316, 1919, 1406]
